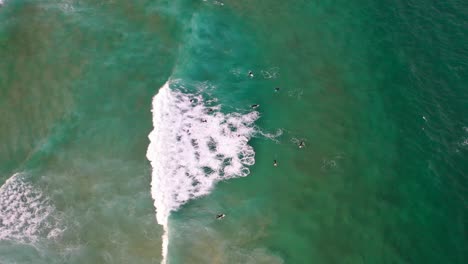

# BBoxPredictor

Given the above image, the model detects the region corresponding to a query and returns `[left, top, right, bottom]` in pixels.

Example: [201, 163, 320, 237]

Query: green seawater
[0, 0, 467, 263]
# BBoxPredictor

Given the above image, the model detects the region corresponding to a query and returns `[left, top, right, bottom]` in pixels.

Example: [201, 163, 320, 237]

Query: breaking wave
[146, 80, 259, 263]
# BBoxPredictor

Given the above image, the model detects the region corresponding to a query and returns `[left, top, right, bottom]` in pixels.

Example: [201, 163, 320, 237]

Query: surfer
[274, 87, 280, 92]
[248, 71, 254, 78]
[273, 160, 278, 167]
[251, 104, 260, 109]
[216, 213, 226, 220]
[299, 141, 305, 148]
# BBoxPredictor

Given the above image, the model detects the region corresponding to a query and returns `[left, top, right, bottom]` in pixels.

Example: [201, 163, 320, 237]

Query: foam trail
[146, 80, 258, 263]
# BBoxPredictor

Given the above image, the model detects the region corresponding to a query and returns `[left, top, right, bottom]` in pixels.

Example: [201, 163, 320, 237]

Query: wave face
[146, 81, 259, 263]
[0, 173, 63, 244]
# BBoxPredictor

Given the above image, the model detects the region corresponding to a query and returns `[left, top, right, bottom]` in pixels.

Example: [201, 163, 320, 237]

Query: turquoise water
[1, 0, 467, 263]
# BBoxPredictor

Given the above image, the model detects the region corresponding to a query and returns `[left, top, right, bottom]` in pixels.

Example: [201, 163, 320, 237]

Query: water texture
[0, 0, 467, 263]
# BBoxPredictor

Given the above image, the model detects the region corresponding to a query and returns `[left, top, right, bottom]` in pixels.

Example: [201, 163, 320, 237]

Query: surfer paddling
[299, 141, 305, 148]
[216, 213, 226, 220]
[251, 104, 260, 109]
[273, 160, 278, 167]
[248, 71, 254, 78]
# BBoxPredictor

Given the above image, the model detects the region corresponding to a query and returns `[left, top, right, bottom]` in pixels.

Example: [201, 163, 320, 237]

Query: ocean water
[1, 0, 467, 264]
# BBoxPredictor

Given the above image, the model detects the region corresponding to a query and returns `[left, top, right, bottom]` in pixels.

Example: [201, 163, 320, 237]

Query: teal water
[1, 0, 467, 264]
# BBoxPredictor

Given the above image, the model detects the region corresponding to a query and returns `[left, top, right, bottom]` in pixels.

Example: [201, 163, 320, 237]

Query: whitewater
[0, 173, 63, 244]
[146, 80, 259, 263]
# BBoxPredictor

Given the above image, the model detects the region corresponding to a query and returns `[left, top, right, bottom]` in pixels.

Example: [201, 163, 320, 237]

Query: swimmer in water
[248, 71, 254, 78]
[274, 87, 280, 92]
[273, 160, 278, 167]
[216, 213, 225, 220]
[251, 104, 260, 109]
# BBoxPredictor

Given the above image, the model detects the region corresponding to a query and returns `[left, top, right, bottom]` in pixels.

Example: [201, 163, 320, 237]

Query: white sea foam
[260, 67, 280, 79]
[202, 0, 225, 6]
[229, 67, 280, 80]
[0, 173, 63, 244]
[257, 128, 283, 143]
[146, 80, 259, 263]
